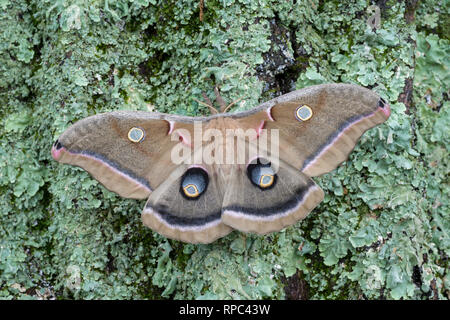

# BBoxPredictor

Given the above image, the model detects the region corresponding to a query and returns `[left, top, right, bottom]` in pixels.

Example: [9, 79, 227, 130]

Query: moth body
[52, 84, 390, 243]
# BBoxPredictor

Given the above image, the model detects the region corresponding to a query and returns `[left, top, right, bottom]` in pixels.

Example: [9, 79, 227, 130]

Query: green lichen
[0, 0, 448, 300]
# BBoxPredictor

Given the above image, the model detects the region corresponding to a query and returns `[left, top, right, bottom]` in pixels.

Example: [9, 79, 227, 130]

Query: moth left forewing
[52, 111, 208, 200]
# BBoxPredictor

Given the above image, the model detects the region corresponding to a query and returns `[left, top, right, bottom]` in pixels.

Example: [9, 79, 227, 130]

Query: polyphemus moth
[51, 83, 390, 243]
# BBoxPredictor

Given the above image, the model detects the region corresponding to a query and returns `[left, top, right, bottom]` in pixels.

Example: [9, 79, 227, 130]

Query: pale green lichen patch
[0, 0, 448, 299]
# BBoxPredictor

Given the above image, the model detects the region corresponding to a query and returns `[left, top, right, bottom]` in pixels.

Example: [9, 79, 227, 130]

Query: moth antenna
[193, 97, 218, 115]
[201, 92, 214, 108]
[199, 0, 204, 21]
[214, 86, 227, 113]
[223, 96, 244, 113]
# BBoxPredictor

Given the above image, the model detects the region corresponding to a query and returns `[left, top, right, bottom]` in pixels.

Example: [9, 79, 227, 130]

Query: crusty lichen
[0, 0, 448, 299]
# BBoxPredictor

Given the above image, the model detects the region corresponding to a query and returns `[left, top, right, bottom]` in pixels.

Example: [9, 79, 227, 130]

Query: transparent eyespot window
[128, 127, 145, 143]
[183, 184, 199, 198]
[247, 159, 276, 189]
[259, 174, 274, 188]
[295, 105, 313, 121]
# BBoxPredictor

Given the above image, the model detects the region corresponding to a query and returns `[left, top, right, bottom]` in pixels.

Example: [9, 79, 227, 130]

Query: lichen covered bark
[0, 0, 448, 299]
